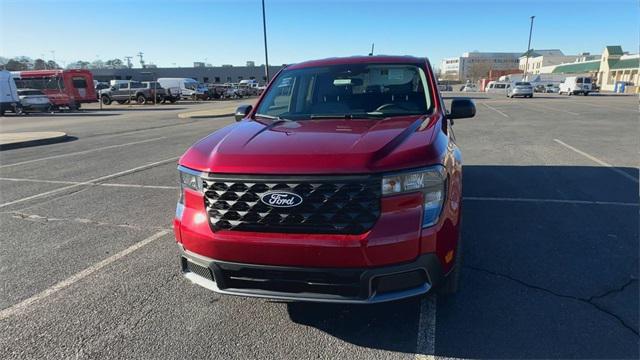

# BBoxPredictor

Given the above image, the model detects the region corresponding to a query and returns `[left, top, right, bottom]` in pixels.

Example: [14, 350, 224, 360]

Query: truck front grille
[202, 174, 381, 234]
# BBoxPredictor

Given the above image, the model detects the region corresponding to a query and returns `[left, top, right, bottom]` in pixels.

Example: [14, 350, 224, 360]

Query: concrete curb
[178, 112, 234, 119]
[0, 132, 71, 151]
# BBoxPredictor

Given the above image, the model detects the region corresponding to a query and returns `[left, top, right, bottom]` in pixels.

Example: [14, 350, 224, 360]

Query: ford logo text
[260, 192, 303, 208]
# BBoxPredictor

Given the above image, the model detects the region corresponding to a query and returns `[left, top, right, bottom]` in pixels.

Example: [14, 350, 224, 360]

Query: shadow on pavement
[287, 165, 639, 358]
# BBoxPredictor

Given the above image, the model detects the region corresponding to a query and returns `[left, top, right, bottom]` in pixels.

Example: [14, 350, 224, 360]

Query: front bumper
[180, 247, 445, 303]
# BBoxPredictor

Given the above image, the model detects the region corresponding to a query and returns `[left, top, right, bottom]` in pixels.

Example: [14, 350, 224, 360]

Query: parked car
[462, 84, 477, 92]
[175, 55, 475, 303]
[0, 70, 21, 116]
[485, 81, 509, 94]
[157, 78, 207, 100]
[17, 89, 51, 112]
[437, 83, 453, 91]
[545, 83, 559, 93]
[559, 76, 592, 96]
[141, 81, 167, 103]
[99, 81, 155, 105]
[507, 81, 533, 98]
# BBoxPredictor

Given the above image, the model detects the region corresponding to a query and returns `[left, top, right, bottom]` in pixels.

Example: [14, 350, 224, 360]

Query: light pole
[261, 0, 270, 83]
[522, 15, 535, 81]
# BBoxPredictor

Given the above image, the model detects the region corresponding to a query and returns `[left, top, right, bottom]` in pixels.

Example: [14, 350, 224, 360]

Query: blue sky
[1, 0, 637, 69]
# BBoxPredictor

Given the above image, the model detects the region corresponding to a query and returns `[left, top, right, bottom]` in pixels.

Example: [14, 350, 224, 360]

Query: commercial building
[536, 45, 638, 92]
[90, 64, 284, 85]
[440, 51, 521, 81]
[519, 49, 582, 75]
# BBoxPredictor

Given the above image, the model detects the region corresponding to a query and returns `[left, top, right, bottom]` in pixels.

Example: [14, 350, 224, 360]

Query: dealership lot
[0, 94, 637, 359]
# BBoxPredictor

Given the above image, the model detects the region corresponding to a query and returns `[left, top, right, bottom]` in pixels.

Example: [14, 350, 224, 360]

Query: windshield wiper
[310, 113, 386, 119]
[254, 113, 292, 123]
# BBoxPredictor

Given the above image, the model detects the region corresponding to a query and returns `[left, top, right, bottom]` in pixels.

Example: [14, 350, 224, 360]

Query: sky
[1, 0, 638, 69]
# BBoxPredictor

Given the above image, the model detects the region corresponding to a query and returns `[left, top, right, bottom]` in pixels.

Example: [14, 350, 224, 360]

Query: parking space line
[0, 156, 180, 209]
[464, 196, 638, 207]
[482, 103, 510, 118]
[554, 139, 639, 184]
[415, 295, 437, 359]
[0, 177, 178, 190]
[0, 137, 166, 168]
[0, 230, 169, 320]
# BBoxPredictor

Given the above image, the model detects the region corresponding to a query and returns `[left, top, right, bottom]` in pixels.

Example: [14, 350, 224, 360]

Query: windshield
[515, 82, 531, 86]
[18, 90, 44, 96]
[255, 63, 432, 119]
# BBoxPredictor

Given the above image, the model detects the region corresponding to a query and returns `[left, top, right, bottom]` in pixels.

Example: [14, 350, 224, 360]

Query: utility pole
[369, 43, 375, 56]
[137, 51, 145, 68]
[124, 56, 133, 69]
[522, 15, 535, 81]
[261, 0, 270, 83]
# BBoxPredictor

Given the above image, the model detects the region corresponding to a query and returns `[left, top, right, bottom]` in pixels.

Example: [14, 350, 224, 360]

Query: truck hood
[179, 115, 445, 174]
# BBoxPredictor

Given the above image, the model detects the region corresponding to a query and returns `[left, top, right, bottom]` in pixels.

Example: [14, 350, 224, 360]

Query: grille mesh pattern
[186, 261, 214, 281]
[202, 176, 381, 234]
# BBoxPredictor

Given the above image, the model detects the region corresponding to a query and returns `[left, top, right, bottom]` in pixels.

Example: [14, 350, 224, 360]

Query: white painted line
[0, 230, 169, 320]
[0, 156, 180, 209]
[482, 103, 510, 118]
[465, 196, 637, 207]
[415, 295, 437, 359]
[0, 137, 166, 168]
[554, 138, 639, 184]
[0, 177, 178, 190]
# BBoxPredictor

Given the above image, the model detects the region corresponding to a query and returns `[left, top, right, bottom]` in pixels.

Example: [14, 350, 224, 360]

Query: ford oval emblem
[260, 191, 303, 208]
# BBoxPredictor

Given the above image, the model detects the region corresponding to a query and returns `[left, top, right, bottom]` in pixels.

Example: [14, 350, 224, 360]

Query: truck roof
[286, 55, 428, 70]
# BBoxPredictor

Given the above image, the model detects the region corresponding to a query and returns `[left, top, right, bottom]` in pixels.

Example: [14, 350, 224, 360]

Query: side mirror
[235, 104, 252, 122]
[448, 98, 475, 120]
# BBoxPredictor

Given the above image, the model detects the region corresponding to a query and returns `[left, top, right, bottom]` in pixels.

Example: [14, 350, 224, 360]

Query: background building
[440, 51, 520, 81]
[519, 49, 581, 75]
[91, 65, 284, 85]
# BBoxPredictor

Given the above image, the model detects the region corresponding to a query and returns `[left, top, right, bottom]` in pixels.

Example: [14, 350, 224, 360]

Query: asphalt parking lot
[0, 93, 637, 359]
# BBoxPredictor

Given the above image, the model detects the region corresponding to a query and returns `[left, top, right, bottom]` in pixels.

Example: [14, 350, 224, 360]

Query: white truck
[0, 70, 21, 115]
[559, 76, 592, 96]
[157, 78, 207, 100]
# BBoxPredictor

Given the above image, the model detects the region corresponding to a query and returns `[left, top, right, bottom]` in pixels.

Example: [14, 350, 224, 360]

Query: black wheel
[439, 229, 463, 295]
[583, 92, 589, 96]
[191, 94, 197, 101]
[156, 95, 165, 103]
[136, 94, 147, 104]
[0, 109, 4, 116]
[101, 95, 112, 105]
[169, 98, 177, 103]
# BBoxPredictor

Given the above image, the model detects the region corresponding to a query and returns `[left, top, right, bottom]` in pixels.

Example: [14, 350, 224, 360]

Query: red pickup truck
[174, 55, 475, 303]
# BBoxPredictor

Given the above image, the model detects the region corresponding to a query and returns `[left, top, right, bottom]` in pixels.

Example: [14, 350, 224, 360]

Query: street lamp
[522, 15, 535, 81]
[261, 0, 270, 84]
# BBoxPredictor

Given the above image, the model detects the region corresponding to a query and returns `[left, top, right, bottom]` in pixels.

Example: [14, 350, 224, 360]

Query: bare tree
[467, 62, 492, 82]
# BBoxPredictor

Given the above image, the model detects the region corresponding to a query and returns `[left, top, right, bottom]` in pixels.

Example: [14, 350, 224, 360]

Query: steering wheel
[375, 103, 411, 112]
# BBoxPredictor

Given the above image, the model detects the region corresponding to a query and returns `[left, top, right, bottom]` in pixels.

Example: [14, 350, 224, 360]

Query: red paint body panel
[176, 56, 462, 270]
[13, 69, 97, 106]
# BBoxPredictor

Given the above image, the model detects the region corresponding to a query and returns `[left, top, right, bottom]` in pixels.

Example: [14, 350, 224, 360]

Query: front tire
[583, 92, 589, 96]
[136, 94, 147, 104]
[101, 95, 112, 105]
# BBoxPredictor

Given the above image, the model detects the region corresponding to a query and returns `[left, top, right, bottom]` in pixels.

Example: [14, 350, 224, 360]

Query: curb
[178, 112, 234, 119]
[0, 132, 71, 151]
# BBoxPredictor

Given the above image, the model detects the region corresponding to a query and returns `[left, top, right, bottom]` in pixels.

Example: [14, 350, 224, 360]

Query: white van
[559, 76, 592, 96]
[485, 81, 510, 94]
[157, 78, 207, 100]
[0, 70, 21, 115]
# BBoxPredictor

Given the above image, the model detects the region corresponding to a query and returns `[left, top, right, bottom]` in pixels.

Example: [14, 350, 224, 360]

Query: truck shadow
[286, 165, 639, 358]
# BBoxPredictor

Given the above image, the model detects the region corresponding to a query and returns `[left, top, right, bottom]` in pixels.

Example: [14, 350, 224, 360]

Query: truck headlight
[178, 166, 204, 204]
[382, 166, 446, 228]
